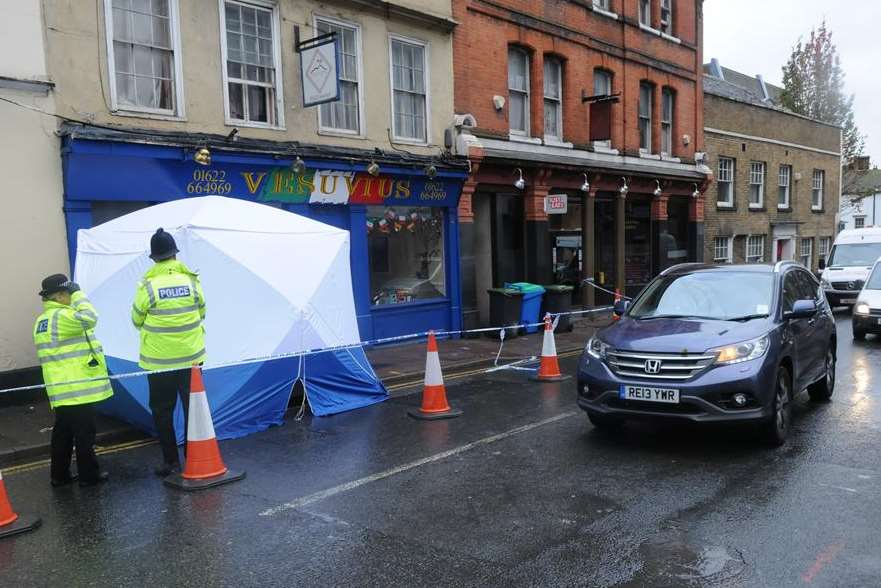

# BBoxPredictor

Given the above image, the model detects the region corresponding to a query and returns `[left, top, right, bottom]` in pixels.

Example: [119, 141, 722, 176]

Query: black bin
[541, 285, 575, 332]
[486, 288, 524, 338]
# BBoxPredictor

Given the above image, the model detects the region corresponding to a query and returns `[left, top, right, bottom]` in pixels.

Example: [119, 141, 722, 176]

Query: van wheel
[808, 348, 835, 402]
[587, 411, 623, 431]
[764, 367, 792, 447]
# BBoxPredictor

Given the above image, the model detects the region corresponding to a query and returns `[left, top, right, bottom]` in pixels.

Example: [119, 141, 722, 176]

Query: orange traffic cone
[408, 332, 462, 420]
[0, 469, 40, 539]
[165, 367, 246, 491]
[531, 314, 571, 382]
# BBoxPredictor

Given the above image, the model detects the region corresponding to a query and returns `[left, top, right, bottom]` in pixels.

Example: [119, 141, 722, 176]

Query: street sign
[298, 33, 340, 107]
[545, 193, 568, 214]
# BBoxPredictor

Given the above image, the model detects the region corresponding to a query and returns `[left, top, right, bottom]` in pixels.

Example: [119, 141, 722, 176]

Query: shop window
[367, 206, 445, 305]
[316, 17, 361, 134]
[508, 47, 530, 135]
[390, 36, 428, 143]
[91, 200, 153, 225]
[104, 0, 184, 116]
[220, 0, 283, 127]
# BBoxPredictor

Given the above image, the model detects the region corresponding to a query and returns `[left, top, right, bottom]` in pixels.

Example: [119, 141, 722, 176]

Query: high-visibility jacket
[132, 259, 206, 370]
[33, 291, 113, 408]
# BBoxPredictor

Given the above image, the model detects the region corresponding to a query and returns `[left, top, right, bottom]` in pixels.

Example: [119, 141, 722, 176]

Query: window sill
[318, 128, 366, 140]
[544, 137, 573, 149]
[225, 118, 286, 131]
[591, 7, 619, 20]
[716, 203, 736, 211]
[509, 134, 542, 145]
[811, 207, 825, 213]
[777, 206, 792, 212]
[110, 108, 186, 122]
[661, 32, 681, 44]
[638, 151, 661, 160]
[638, 23, 681, 44]
[748, 206, 766, 212]
[391, 137, 430, 147]
[660, 154, 681, 163]
[592, 142, 620, 155]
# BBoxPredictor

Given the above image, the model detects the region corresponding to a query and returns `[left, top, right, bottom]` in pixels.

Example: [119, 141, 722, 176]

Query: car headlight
[586, 336, 609, 359]
[710, 335, 770, 365]
[855, 303, 870, 315]
[820, 278, 831, 289]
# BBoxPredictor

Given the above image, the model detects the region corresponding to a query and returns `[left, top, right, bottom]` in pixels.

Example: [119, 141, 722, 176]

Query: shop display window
[367, 206, 445, 305]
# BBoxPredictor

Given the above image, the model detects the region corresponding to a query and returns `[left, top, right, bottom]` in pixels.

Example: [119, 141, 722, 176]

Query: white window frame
[854, 216, 866, 229]
[746, 235, 765, 263]
[314, 14, 365, 138]
[388, 33, 430, 146]
[592, 0, 611, 10]
[218, 0, 285, 130]
[812, 169, 825, 210]
[777, 164, 791, 209]
[639, 0, 651, 26]
[543, 57, 563, 142]
[818, 237, 831, 258]
[660, 0, 673, 35]
[660, 87, 674, 156]
[713, 236, 732, 263]
[800, 238, 813, 268]
[508, 47, 530, 137]
[717, 156, 734, 207]
[638, 82, 653, 153]
[103, 0, 186, 119]
[749, 161, 765, 209]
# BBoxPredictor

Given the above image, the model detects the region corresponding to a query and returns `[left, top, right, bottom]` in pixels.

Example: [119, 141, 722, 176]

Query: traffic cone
[165, 366, 246, 491]
[0, 470, 40, 539]
[612, 288, 622, 322]
[408, 332, 462, 420]
[531, 314, 571, 382]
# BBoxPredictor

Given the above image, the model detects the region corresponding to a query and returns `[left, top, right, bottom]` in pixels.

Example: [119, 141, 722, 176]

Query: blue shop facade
[61, 130, 467, 342]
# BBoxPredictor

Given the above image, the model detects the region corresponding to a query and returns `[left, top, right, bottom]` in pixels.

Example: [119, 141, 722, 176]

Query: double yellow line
[4, 350, 582, 475]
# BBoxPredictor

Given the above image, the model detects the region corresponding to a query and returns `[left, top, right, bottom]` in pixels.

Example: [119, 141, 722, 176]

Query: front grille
[605, 350, 716, 381]
[870, 309, 881, 317]
[831, 281, 863, 291]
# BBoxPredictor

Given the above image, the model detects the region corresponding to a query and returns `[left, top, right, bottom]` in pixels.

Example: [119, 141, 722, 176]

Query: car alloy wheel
[766, 367, 792, 446]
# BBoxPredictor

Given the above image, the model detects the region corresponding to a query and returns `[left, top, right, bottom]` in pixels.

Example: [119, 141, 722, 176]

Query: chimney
[756, 75, 771, 102]
[709, 58, 724, 80]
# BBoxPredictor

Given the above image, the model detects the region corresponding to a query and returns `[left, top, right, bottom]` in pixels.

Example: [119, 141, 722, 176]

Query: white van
[820, 227, 881, 307]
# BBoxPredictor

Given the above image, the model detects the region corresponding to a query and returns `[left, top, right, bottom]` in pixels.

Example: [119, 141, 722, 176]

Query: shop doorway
[491, 194, 524, 286]
[594, 196, 617, 305]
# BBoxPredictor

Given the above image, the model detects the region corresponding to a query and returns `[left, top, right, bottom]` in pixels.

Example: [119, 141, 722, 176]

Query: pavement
[0, 312, 879, 586]
[0, 312, 610, 467]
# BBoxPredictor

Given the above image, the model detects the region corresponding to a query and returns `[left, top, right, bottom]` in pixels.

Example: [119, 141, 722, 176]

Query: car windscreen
[827, 243, 881, 267]
[866, 265, 881, 290]
[628, 272, 774, 320]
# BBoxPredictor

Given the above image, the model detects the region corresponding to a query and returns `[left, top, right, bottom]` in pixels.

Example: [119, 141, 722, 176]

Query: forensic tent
[74, 196, 388, 442]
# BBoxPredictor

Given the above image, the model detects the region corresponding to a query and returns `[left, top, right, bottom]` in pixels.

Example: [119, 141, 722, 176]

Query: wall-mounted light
[619, 177, 629, 196]
[692, 183, 701, 199]
[653, 180, 663, 197]
[580, 173, 590, 193]
[514, 168, 526, 190]
[425, 164, 438, 179]
[194, 147, 211, 166]
[291, 156, 306, 175]
[367, 161, 381, 177]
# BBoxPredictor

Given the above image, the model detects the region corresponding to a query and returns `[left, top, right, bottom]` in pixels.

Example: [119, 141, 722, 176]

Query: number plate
[842, 298, 857, 304]
[620, 385, 680, 404]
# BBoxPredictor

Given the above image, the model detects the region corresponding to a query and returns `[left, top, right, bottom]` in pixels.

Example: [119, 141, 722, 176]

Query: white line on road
[259, 410, 579, 517]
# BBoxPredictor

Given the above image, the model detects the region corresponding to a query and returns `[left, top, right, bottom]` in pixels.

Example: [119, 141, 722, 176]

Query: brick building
[703, 61, 840, 271]
[449, 0, 711, 328]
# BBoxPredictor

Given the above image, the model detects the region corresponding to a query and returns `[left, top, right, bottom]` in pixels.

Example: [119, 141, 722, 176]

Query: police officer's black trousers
[51, 403, 100, 483]
[147, 369, 191, 466]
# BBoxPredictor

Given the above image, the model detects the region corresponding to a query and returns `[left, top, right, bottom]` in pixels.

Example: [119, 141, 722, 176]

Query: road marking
[259, 410, 579, 517]
[802, 542, 844, 583]
[818, 483, 858, 494]
[2, 438, 157, 476]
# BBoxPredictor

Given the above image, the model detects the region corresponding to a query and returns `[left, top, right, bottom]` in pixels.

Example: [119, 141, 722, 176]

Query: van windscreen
[827, 243, 881, 267]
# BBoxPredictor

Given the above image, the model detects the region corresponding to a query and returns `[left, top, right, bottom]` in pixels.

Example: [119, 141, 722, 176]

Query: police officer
[33, 274, 112, 488]
[132, 229, 206, 477]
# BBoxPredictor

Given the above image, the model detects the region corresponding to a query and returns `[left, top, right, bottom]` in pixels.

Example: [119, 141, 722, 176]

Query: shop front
[61, 129, 467, 341]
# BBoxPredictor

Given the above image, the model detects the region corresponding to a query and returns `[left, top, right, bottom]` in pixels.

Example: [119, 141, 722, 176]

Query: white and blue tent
[75, 196, 388, 442]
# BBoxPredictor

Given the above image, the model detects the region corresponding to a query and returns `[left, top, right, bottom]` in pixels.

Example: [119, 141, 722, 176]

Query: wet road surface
[1, 313, 880, 587]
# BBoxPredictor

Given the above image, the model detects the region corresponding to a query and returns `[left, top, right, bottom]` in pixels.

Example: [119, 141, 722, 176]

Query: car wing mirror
[613, 299, 630, 316]
[785, 299, 817, 320]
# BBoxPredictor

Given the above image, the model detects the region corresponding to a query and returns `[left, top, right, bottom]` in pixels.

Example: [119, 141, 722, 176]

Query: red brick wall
[452, 0, 703, 159]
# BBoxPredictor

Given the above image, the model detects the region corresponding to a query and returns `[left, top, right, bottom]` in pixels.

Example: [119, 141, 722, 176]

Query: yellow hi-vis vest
[33, 291, 113, 408]
[132, 259, 206, 370]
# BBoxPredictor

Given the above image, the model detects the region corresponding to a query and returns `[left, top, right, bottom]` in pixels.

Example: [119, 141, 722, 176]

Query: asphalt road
[1, 312, 879, 587]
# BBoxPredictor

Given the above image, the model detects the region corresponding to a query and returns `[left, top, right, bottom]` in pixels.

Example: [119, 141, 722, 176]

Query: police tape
[0, 305, 614, 396]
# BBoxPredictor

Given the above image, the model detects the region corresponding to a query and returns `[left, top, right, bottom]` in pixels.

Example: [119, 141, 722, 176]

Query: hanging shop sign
[298, 33, 341, 107]
[544, 194, 568, 214]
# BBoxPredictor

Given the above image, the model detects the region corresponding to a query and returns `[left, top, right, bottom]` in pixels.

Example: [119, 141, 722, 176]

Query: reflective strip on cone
[181, 368, 228, 480]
